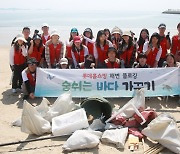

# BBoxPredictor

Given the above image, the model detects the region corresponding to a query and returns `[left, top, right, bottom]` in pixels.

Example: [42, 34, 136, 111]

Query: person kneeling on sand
[21, 58, 37, 100]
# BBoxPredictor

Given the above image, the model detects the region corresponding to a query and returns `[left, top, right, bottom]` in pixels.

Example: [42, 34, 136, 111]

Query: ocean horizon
[0, 9, 179, 46]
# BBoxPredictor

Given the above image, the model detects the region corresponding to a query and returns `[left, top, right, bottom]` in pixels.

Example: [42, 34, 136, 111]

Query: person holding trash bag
[9, 34, 28, 93]
[21, 58, 38, 100]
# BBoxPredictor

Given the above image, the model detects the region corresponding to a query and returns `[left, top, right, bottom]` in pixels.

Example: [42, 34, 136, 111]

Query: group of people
[9, 23, 180, 99]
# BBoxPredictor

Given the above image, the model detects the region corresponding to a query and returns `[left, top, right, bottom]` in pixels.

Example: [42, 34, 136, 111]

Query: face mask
[84, 59, 93, 68]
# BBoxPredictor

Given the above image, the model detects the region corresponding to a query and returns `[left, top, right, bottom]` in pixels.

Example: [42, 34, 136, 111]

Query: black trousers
[12, 64, 26, 89]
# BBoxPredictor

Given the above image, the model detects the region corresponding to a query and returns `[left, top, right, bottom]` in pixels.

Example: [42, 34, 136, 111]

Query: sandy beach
[0, 45, 180, 154]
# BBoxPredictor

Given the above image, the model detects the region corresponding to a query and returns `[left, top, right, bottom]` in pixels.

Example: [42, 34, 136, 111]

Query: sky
[0, 0, 180, 12]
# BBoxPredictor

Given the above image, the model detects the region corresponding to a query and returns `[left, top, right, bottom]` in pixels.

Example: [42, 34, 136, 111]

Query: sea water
[0, 9, 179, 46]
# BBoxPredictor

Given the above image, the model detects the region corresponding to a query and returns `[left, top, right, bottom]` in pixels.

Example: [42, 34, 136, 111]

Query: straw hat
[14, 34, 27, 43]
[111, 26, 123, 35]
[50, 30, 59, 37]
[122, 31, 132, 37]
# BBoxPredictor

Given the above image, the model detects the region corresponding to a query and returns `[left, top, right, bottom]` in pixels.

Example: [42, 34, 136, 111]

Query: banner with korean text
[35, 67, 180, 97]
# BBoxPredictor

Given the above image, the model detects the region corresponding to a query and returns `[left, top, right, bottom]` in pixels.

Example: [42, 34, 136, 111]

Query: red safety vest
[147, 48, 159, 67]
[96, 43, 109, 63]
[26, 70, 36, 87]
[42, 34, 50, 45]
[83, 41, 94, 55]
[138, 45, 143, 53]
[67, 47, 85, 63]
[29, 46, 44, 62]
[120, 46, 134, 66]
[160, 36, 168, 59]
[104, 58, 120, 68]
[49, 43, 62, 65]
[171, 35, 180, 55]
[14, 48, 26, 65]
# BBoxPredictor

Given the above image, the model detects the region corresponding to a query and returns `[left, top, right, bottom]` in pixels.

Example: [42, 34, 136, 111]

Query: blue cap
[71, 28, 78, 33]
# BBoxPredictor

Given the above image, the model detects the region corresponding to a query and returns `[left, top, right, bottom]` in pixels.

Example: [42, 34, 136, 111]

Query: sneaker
[12, 89, 17, 93]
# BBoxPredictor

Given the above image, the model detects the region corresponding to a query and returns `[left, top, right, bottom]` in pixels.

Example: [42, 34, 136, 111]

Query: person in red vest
[111, 26, 123, 50]
[137, 29, 149, 53]
[9, 34, 28, 93]
[171, 23, 180, 62]
[41, 23, 50, 45]
[118, 31, 136, 68]
[28, 34, 45, 67]
[45, 30, 64, 68]
[133, 53, 149, 68]
[67, 36, 89, 68]
[66, 28, 79, 57]
[94, 30, 113, 68]
[158, 23, 171, 67]
[22, 58, 37, 100]
[103, 47, 124, 68]
[143, 32, 162, 68]
[82, 28, 95, 55]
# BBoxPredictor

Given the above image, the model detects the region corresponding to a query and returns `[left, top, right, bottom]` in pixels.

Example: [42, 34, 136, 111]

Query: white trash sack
[106, 89, 145, 124]
[88, 119, 105, 131]
[62, 130, 102, 151]
[52, 108, 89, 136]
[142, 114, 180, 154]
[21, 101, 51, 136]
[101, 127, 128, 149]
[12, 98, 50, 127]
[44, 91, 75, 122]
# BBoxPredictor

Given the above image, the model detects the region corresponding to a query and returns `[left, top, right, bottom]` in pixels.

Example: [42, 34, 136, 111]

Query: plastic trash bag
[106, 89, 145, 124]
[52, 108, 89, 136]
[21, 101, 51, 136]
[12, 98, 50, 127]
[44, 91, 75, 122]
[88, 119, 105, 131]
[142, 114, 180, 153]
[35, 98, 50, 118]
[101, 128, 128, 149]
[62, 130, 102, 151]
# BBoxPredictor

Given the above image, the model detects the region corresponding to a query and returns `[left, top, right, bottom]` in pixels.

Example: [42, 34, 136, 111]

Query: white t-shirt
[22, 69, 35, 82]
[143, 41, 162, 61]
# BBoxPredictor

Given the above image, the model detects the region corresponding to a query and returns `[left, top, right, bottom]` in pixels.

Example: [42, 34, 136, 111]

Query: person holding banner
[143, 32, 162, 68]
[45, 30, 64, 68]
[164, 53, 180, 67]
[67, 36, 89, 68]
[9, 34, 28, 93]
[118, 31, 136, 68]
[133, 53, 149, 68]
[22, 58, 37, 100]
[171, 23, 180, 62]
[94, 30, 113, 68]
[28, 34, 45, 67]
[103, 47, 124, 68]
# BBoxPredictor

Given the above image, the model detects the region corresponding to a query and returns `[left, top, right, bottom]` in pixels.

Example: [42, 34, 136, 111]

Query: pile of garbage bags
[13, 89, 180, 153]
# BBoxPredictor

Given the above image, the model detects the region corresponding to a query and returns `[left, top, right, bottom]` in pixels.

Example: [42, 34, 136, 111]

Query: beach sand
[0, 46, 179, 154]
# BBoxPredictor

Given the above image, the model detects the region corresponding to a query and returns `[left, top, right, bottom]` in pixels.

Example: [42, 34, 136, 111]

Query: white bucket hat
[122, 31, 132, 37]
[42, 23, 49, 28]
[50, 30, 59, 37]
[111, 26, 123, 36]
[14, 34, 27, 43]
